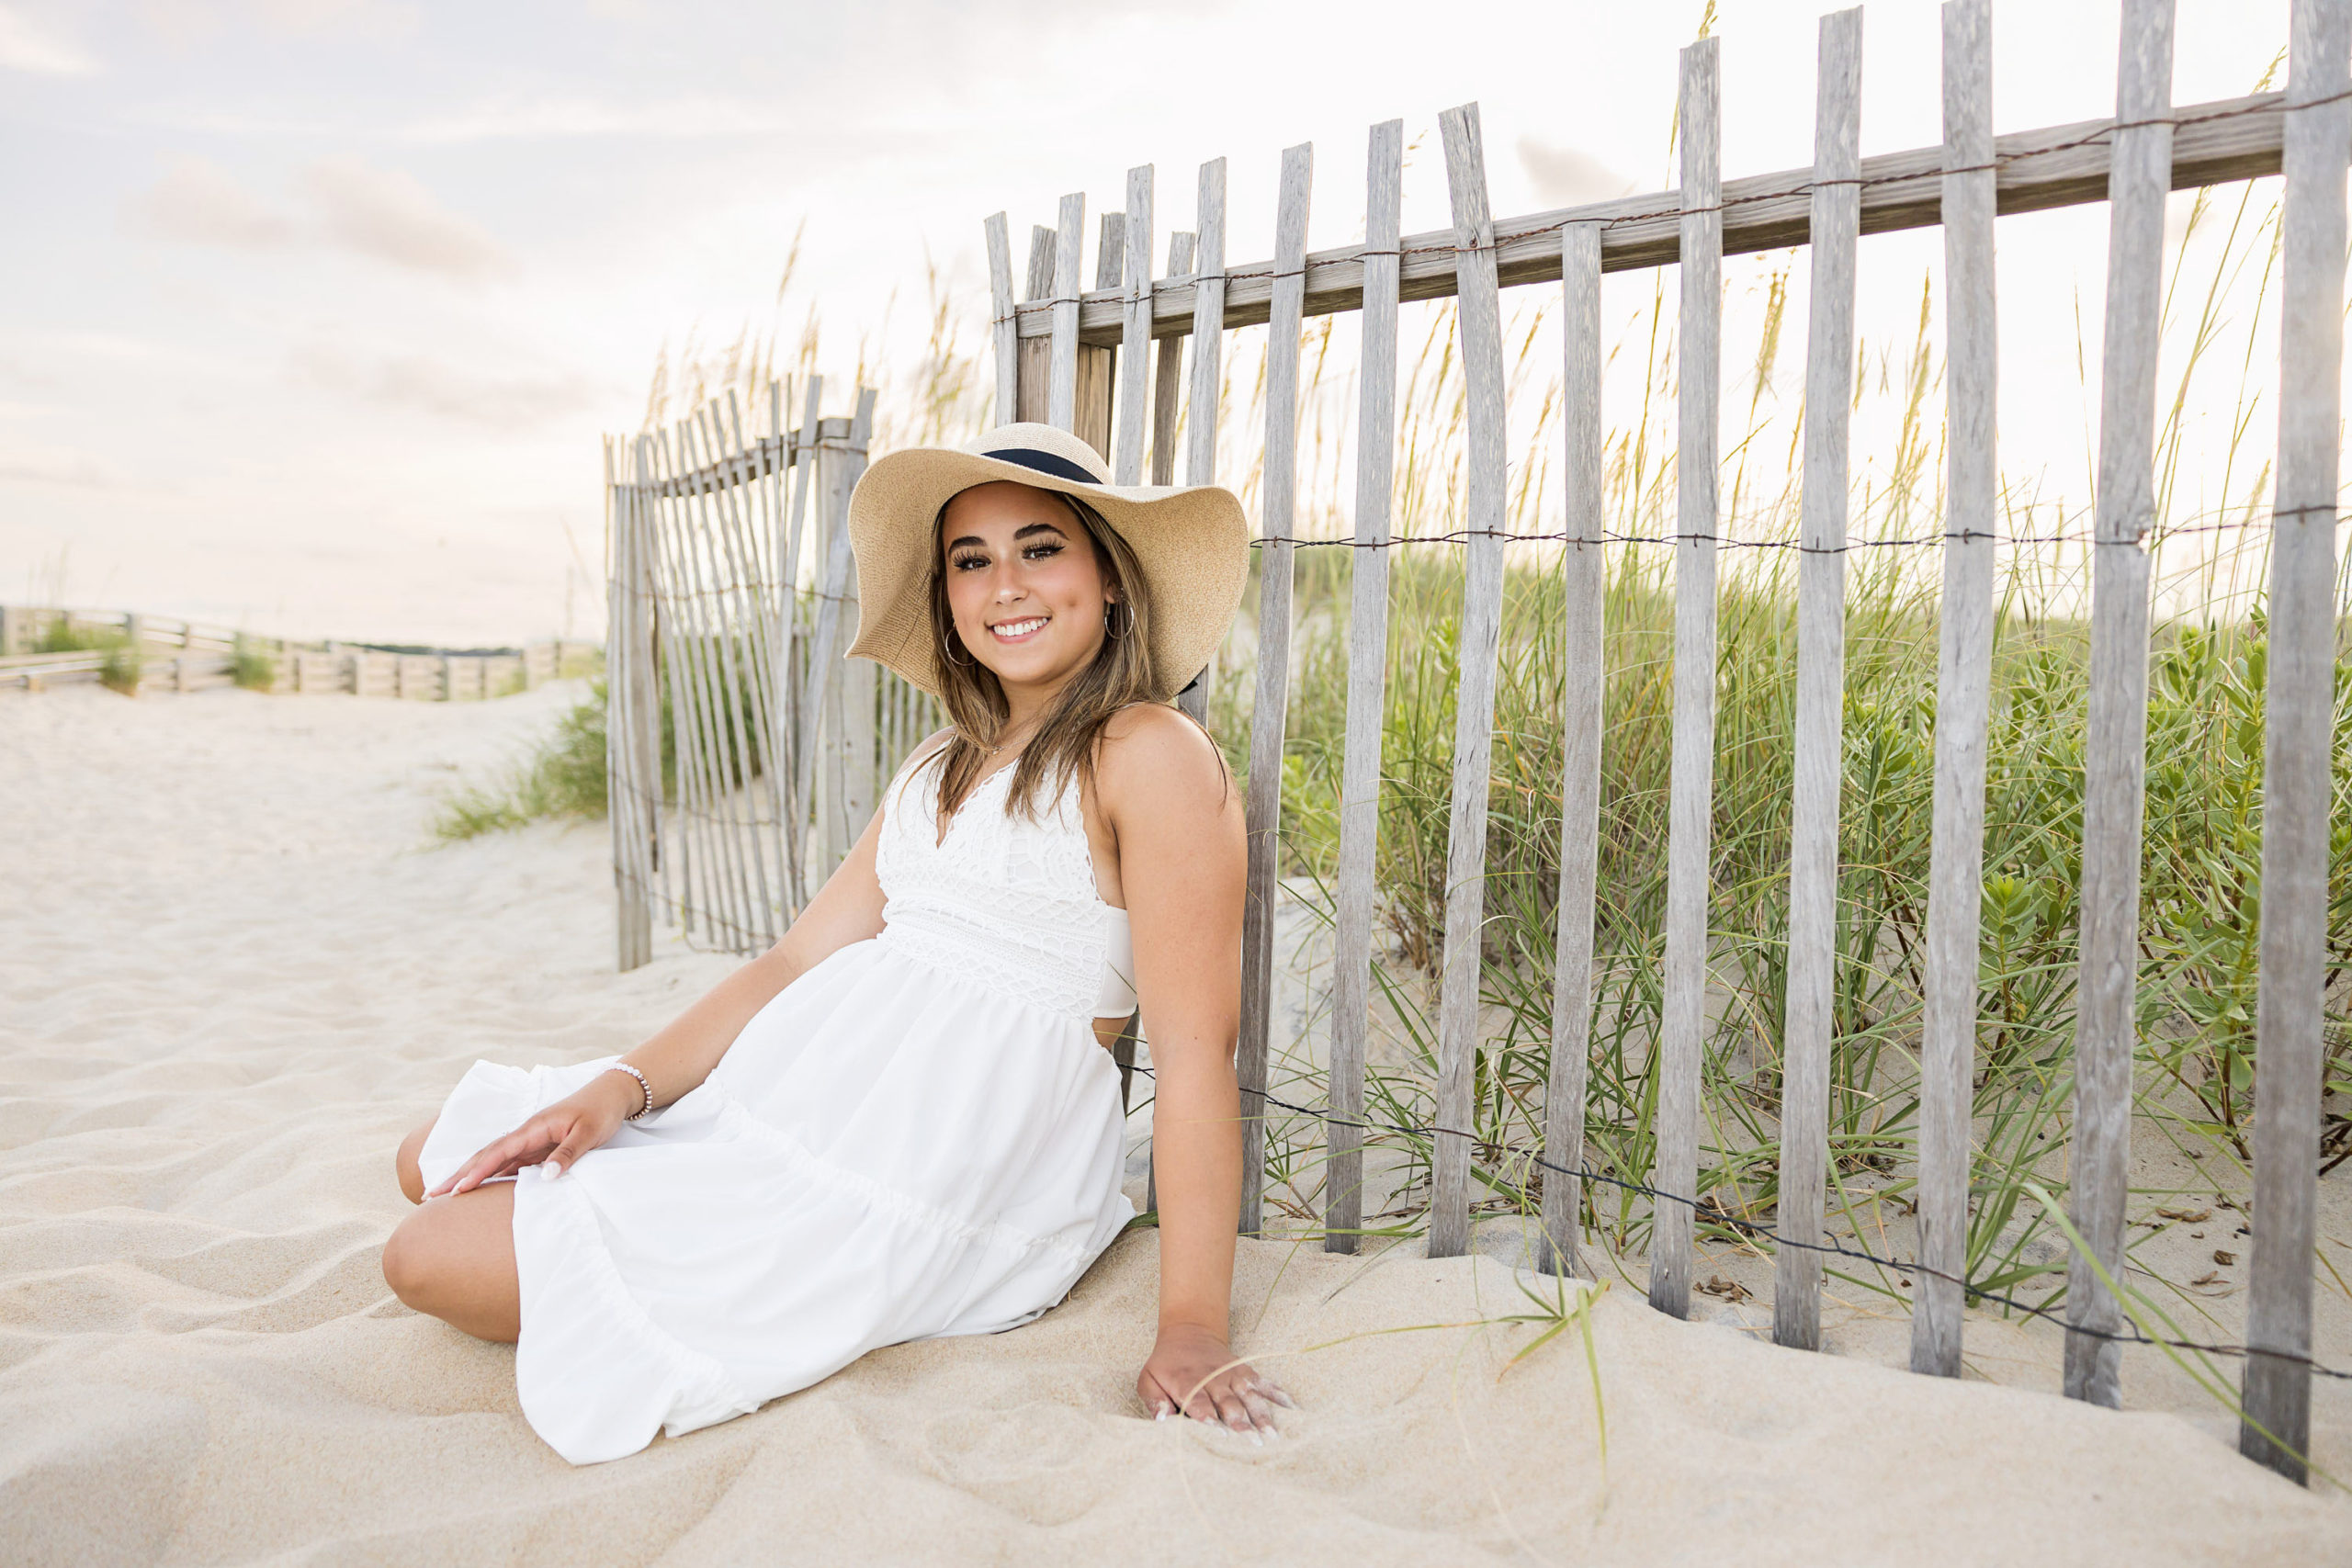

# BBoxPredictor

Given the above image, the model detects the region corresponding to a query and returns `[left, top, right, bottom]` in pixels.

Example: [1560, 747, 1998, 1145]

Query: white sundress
[413, 746, 1142, 1465]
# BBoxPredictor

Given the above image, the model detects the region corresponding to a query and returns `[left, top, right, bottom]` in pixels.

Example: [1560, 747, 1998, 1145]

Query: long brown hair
[924, 487, 1227, 823]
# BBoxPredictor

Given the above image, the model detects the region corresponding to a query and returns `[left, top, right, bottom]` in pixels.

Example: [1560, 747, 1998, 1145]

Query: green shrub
[232, 634, 278, 692]
[97, 639, 142, 694]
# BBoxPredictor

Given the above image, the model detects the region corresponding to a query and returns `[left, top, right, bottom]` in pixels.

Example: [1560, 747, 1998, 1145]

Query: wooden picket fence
[0, 605, 594, 699]
[975, 0, 2346, 1484]
[602, 383, 943, 972]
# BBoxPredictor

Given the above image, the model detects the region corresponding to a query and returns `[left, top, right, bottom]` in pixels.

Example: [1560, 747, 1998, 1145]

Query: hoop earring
[1103, 601, 1130, 640]
[942, 628, 976, 668]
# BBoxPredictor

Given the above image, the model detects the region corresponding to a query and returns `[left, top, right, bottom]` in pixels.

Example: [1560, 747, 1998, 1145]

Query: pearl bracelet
[605, 1063, 655, 1121]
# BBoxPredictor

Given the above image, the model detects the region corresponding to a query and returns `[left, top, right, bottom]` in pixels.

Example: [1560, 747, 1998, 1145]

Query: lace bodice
[873, 748, 1130, 1021]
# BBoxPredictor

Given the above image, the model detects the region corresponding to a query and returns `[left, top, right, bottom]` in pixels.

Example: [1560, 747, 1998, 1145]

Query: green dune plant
[434, 682, 613, 840]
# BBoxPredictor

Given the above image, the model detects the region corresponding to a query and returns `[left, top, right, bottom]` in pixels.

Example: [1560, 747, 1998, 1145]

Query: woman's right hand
[424, 1069, 639, 1197]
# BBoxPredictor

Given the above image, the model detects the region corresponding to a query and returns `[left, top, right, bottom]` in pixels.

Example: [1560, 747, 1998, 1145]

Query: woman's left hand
[1137, 1322, 1294, 1439]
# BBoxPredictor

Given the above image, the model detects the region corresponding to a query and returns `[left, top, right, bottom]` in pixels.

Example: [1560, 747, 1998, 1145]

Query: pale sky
[0, 0, 2307, 645]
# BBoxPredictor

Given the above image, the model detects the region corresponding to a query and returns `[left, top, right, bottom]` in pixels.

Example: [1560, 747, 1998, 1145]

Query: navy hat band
[982, 447, 1103, 486]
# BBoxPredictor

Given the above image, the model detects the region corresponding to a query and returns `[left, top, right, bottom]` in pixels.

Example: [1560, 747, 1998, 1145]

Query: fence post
[1427, 105, 1510, 1261]
[1235, 141, 1312, 1240]
[1048, 193, 1085, 433]
[2242, 0, 2350, 1484]
[1177, 157, 1227, 729]
[606, 438, 650, 971]
[2064, 0, 2174, 1410]
[1114, 165, 1156, 484]
[1074, 209, 1123, 459]
[1652, 35, 1724, 1321]
[987, 214, 1018, 426]
[779, 375, 825, 908]
[1914, 0, 2000, 1380]
[1150, 232, 1193, 488]
[1774, 5, 1862, 1354]
[1019, 226, 1056, 424]
[1539, 218, 1607, 1280]
[1326, 119, 1402, 1259]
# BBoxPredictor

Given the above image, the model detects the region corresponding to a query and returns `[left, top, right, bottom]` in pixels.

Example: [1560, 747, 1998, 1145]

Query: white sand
[4, 682, 2348, 1566]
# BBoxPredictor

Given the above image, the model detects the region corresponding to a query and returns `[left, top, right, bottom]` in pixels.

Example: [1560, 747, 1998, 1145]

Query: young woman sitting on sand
[380, 422, 1295, 1465]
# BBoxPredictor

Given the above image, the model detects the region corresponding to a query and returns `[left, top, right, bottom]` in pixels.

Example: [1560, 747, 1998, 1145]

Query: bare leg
[396, 1119, 435, 1204]
[382, 1182, 521, 1342]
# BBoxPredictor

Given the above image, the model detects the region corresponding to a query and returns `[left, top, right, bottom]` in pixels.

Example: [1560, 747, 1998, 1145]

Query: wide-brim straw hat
[844, 421, 1250, 701]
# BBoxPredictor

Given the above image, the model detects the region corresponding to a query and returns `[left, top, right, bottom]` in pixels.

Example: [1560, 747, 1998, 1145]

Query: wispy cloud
[298, 158, 505, 278]
[0, 5, 97, 75]
[125, 154, 507, 280]
[295, 342, 595, 428]
[130, 155, 295, 247]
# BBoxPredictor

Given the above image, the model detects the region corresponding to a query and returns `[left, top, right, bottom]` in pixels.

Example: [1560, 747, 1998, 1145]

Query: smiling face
[937, 479, 1119, 707]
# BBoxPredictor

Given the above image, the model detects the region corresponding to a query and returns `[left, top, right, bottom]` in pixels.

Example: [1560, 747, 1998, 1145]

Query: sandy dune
[3, 683, 2346, 1565]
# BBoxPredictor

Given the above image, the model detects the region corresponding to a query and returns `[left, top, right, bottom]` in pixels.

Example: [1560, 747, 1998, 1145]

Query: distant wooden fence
[602, 383, 943, 972]
[0, 606, 595, 699]
[978, 0, 2346, 1483]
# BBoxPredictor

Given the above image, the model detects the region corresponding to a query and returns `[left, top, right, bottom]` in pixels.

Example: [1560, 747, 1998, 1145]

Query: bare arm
[432, 734, 946, 1196]
[1101, 706, 1287, 1436]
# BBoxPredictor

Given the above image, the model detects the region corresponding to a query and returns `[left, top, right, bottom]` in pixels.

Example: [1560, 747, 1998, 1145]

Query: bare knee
[395, 1120, 435, 1204]
[379, 1187, 521, 1342]
[381, 1213, 434, 1307]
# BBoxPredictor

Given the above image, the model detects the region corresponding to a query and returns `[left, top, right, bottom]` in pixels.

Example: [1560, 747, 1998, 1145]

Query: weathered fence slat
[2243, 0, 2350, 1485]
[987, 212, 1018, 427]
[2065, 0, 2175, 1409]
[1179, 157, 1227, 729]
[1150, 231, 1193, 487]
[1652, 35, 1722, 1320]
[781, 375, 825, 903]
[628, 437, 670, 930]
[1114, 166, 1155, 484]
[605, 438, 652, 970]
[838, 392, 881, 846]
[1019, 226, 1056, 425]
[1537, 217, 1606, 1280]
[763, 379, 806, 916]
[1429, 102, 1510, 1261]
[1914, 0, 1998, 1379]
[1325, 118, 1403, 1258]
[1773, 5, 1861, 1354]
[1080, 211, 1125, 459]
[1237, 141, 1312, 1238]
[1048, 193, 1085, 432]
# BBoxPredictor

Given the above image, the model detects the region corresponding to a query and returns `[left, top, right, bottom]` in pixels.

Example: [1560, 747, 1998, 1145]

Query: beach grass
[433, 682, 611, 840]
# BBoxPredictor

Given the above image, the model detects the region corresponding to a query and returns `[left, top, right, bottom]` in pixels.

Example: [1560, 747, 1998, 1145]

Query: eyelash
[952, 542, 1064, 571]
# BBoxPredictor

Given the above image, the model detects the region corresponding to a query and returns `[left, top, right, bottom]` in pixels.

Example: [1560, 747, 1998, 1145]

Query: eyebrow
[944, 521, 1069, 552]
